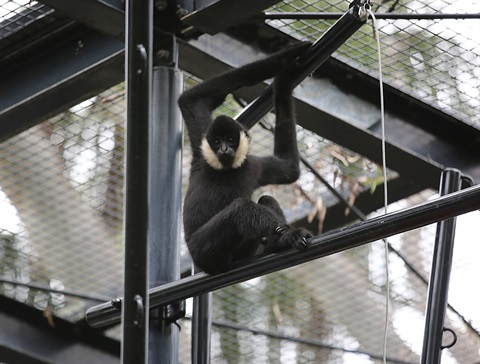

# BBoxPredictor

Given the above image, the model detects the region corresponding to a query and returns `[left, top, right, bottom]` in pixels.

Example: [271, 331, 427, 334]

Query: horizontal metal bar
[85, 183, 480, 328]
[205, 319, 415, 364]
[0, 278, 111, 302]
[263, 12, 480, 20]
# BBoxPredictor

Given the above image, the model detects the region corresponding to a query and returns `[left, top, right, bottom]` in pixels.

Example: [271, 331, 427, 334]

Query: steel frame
[2, 1, 480, 362]
[420, 169, 472, 364]
[122, 0, 153, 361]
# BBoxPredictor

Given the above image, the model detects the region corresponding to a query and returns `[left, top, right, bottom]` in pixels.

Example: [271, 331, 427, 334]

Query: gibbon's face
[202, 115, 249, 170]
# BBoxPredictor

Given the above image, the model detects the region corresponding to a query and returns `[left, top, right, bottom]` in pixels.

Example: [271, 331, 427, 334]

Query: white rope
[367, 9, 390, 364]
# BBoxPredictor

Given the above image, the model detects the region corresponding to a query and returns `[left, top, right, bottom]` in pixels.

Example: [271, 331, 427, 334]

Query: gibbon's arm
[258, 69, 301, 186]
[178, 43, 310, 156]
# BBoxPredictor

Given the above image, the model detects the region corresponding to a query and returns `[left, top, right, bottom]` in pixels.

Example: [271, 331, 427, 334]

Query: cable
[262, 12, 480, 20]
[368, 9, 390, 364]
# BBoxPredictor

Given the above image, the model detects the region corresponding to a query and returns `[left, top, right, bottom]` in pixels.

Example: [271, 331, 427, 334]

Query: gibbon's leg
[187, 198, 283, 274]
[258, 196, 312, 254]
[257, 195, 287, 222]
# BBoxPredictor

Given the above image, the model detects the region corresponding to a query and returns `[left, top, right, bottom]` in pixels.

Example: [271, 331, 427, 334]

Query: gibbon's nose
[220, 142, 228, 154]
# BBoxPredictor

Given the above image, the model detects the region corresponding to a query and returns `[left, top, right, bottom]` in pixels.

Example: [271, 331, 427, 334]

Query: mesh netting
[1, 0, 480, 363]
[268, 0, 480, 129]
[1, 77, 479, 363]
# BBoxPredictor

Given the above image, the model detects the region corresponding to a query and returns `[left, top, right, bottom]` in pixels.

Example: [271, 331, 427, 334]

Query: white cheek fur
[201, 138, 223, 170]
[201, 132, 249, 170]
[232, 132, 249, 169]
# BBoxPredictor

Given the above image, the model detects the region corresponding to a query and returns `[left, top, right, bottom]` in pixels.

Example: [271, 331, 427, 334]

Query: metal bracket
[132, 294, 145, 328]
[162, 301, 186, 325]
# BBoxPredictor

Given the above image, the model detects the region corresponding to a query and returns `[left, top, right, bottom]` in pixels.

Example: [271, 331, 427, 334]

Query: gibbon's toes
[292, 234, 309, 250]
[275, 225, 289, 235]
[280, 228, 311, 251]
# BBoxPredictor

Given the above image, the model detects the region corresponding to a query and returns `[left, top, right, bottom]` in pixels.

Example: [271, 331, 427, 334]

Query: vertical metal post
[123, 0, 153, 362]
[149, 39, 183, 363]
[192, 268, 212, 364]
[420, 168, 462, 364]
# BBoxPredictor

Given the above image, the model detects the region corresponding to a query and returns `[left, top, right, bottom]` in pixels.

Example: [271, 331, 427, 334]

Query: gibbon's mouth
[217, 152, 235, 166]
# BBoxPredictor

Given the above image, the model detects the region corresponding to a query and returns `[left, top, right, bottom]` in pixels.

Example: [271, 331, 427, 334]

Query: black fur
[179, 43, 312, 274]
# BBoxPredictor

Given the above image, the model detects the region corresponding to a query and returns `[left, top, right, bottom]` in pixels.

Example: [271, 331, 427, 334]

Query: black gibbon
[178, 43, 312, 274]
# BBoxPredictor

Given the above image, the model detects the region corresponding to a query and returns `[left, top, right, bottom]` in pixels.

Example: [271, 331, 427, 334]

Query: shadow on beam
[85, 183, 480, 328]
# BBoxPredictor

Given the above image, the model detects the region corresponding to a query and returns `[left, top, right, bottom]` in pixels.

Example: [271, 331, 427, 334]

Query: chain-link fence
[2, 78, 479, 363]
[1, 0, 480, 363]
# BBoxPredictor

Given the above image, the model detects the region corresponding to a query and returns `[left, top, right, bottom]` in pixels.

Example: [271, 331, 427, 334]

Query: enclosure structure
[1, 1, 480, 363]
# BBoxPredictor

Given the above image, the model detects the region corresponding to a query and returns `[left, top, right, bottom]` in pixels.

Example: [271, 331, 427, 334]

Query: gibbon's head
[201, 115, 250, 170]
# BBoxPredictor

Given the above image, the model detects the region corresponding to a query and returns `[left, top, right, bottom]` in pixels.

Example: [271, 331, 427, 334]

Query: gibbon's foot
[274, 225, 312, 251]
[281, 227, 312, 250]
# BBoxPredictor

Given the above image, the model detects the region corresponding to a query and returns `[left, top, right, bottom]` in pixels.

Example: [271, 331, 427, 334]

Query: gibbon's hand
[274, 42, 311, 93]
[257, 42, 312, 79]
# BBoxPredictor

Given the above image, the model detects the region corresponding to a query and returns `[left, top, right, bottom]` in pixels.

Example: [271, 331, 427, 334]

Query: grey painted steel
[38, 0, 126, 38]
[0, 28, 124, 142]
[420, 169, 463, 364]
[122, 0, 153, 362]
[149, 63, 183, 363]
[180, 0, 281, 35]
[85, 183, 480, 328]
[192, 272, 212, 364]
[0, 296, 120, 363]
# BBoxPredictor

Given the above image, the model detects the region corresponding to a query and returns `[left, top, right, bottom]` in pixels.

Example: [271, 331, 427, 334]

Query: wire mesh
[1, 0, 480, 363]
[1, 73, 479, 364]
[0, 1, 52, 41]
[268, 0, 480, 130]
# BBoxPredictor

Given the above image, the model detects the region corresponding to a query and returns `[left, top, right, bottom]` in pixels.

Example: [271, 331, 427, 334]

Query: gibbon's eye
[227, 137, 234, 143]
[212, 139, 220, 145]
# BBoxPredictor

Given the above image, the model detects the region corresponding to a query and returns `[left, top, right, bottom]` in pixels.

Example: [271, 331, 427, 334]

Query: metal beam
[317, 57, 480, 155]
[0, 296, 119, 363]
[85, 183, 480, 328]
[421, 169, 464, 364]
[0, 25, 124, 142]
[149, 54, 183, 363]
[180, 0, 281, 35]
[122, 0, 153, 361]
[37, 0, 125, 39]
